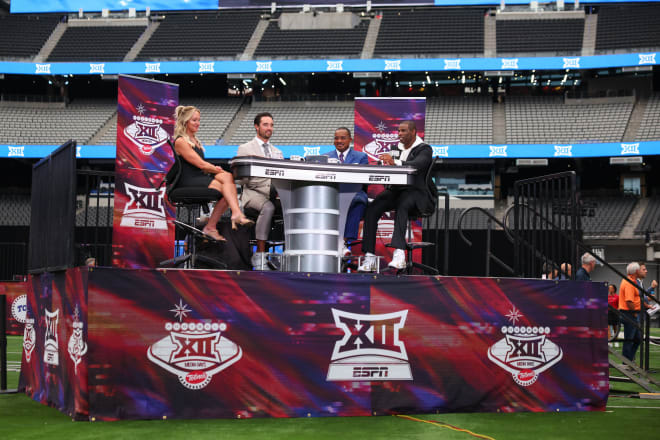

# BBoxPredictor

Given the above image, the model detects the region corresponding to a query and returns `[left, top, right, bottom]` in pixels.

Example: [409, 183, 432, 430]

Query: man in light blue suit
[326, 127, 369, 256]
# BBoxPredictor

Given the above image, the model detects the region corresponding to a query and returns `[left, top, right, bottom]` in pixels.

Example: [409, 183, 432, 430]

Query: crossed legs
[203, 171, 252, 239]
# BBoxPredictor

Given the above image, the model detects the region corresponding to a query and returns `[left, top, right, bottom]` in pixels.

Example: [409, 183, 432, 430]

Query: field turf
[1, 333, 659, 440]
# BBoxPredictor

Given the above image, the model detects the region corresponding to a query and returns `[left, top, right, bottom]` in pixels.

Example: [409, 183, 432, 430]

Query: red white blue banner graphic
[1, 281, 29, 336]
[111, 75, 178, 268]
[20, 268, 608, 420]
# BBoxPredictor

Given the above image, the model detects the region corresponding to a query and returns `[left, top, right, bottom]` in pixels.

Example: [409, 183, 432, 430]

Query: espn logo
[369, 175, 390, 183]
[265, 169, 284, 177]
[353, 366, 388, 378]
[314, 173, 336, 181]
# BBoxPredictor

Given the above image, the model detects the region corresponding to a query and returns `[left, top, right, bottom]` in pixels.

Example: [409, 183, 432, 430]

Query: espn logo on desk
[369, 175, 391, 183]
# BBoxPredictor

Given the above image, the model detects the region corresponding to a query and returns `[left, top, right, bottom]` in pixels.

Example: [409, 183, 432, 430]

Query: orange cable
[395, 414, 496, 440]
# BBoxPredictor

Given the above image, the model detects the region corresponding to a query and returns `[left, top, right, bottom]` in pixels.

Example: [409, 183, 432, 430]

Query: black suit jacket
[392, 142, 438, 213]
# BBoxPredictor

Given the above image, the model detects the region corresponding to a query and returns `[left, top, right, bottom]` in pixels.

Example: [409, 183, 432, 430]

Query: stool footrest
[406, 242, 435, 249]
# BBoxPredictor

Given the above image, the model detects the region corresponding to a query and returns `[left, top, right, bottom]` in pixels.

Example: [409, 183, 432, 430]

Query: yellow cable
[395, 414, 496, 440]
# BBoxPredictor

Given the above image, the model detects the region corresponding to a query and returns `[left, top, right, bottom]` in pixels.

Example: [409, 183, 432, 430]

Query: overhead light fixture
[279, 77, 287, 86]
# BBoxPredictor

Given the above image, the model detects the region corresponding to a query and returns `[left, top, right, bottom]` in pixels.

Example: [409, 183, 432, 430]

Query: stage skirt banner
[353, 97, 427, 261]
[19, 269, 89, 418]
[112, 75, 178, 268]
[20, 268, 608, 420]
[1, 280, 29, 335]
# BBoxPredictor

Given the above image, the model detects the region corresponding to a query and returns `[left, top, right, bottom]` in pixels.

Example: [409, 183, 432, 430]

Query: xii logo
[327, 309, 412, 381]
[120, 183, 167, 230]
[147, 300, 242, 390]
[44, 309, 59, 366]
[487, 306, 563, 386]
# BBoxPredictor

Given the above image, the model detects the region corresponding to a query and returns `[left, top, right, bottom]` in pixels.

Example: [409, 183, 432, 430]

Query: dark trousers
[344, 190, 368, 241]
[362, 188, 420, 254]
[620, 310, 641, 361]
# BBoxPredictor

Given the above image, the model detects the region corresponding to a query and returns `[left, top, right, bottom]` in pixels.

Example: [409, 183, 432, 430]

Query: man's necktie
[263, 143, 272, 158]
[339, 152, 344, 163]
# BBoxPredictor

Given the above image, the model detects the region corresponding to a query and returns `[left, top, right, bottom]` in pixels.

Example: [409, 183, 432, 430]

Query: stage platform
[19, 267, 608, 420]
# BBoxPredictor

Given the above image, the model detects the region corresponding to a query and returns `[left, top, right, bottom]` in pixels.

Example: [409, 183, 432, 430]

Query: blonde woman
[173, 105, 252, 241]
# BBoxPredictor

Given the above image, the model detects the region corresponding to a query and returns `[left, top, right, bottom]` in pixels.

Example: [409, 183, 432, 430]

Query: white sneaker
[251, 252, 272, 271]
[358, 253, 378, 272]
[388, 249, 407, 270]
[341, 244, 351, 257]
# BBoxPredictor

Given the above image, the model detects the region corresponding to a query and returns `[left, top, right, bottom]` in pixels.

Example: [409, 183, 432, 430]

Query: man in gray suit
[236, 112, 283, 269]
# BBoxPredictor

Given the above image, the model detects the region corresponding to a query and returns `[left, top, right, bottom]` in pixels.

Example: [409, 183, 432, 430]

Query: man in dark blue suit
[326, 127, 369, 256]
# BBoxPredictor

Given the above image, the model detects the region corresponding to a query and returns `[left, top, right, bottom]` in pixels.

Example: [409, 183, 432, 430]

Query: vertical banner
[353, 98, 427, 262]
[19, 269, 89, 418]
[112, 75, 178, 268]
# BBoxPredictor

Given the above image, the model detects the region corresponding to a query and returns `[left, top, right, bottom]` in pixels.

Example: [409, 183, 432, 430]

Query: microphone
[378, 148, 399, 165]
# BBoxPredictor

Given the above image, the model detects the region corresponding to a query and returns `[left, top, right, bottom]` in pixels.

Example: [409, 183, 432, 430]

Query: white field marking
[606, 406, 660, 409]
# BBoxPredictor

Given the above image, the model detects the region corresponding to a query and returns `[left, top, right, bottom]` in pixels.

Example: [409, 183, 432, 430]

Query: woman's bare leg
[209, 172, 242, 217]
[202, 197, 228, 236]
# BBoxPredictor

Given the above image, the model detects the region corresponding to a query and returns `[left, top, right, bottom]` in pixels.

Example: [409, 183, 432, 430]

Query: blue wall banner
[11, 1, 218, 13]
[435, 0, 660, 3]
[2, 141, 659, 160]
[10, 0, 660, 13]
[0, 51, 657, 76]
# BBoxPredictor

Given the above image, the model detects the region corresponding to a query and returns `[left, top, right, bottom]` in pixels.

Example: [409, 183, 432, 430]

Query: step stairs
[609, 347, 660, 393]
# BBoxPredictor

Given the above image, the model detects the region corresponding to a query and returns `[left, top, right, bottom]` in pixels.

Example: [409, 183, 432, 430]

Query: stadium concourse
[0, 0, 659, 425]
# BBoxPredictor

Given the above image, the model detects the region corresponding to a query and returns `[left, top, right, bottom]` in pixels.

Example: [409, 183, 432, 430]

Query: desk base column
[276, 181, 340, 273]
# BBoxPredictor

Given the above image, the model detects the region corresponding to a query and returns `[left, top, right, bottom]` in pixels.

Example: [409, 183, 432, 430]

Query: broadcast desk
[231, 156, 417, 273]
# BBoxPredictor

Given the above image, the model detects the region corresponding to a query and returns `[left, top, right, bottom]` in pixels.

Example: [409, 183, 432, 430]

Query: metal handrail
[457, 206, 515, 276]
[504, 202, 658, 371]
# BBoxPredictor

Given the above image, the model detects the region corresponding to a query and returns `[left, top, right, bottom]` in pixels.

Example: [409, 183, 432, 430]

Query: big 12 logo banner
[327, 308, 412, 381]
[120, 183, 167, 230]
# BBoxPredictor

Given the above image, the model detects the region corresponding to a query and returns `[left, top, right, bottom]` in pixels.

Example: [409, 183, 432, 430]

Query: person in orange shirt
[618, 262, 641, 361]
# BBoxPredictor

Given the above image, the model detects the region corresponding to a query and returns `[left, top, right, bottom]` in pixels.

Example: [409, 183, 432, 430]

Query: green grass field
[2, 333, 659, 440]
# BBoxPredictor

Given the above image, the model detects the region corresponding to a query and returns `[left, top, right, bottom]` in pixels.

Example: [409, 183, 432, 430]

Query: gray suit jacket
[235, 138, 283, 211]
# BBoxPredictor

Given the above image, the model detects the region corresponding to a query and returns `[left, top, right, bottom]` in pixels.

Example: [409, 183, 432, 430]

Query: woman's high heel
[202, 229, 227, 242]
[231, 215, 255, 230]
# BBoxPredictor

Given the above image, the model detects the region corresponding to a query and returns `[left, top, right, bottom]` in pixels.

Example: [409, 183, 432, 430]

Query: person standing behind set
[325, 127, 369, 257]
[358, 120, 437, 272]
[618, 262, 642, 361]
[236, 112, 283, 269]
[173, 106, 253, 242]
[575, 253, 596, 281]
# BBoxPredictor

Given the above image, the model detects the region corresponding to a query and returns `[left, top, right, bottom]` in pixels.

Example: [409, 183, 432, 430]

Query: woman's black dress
[176, 136, 214, 188]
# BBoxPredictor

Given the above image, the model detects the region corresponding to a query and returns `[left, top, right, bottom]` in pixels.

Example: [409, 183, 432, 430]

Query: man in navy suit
[358, 120, 437, 272]
[326, 127, 369, 256]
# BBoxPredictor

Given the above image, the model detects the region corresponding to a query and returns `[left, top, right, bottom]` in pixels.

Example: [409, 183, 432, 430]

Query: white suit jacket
[235, 137, 283, 211]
